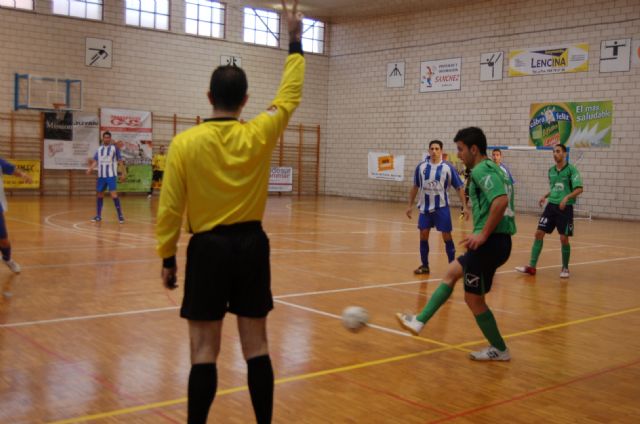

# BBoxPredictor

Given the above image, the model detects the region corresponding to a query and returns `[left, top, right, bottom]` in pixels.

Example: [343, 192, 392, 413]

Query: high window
[53, 0, 103, 20]
[185, 0, 225, 38]
[302, 18, 325, 54]
[243, 7, 279, 47]
[126, 0, 169, 30]
[0, 0, 33, 9]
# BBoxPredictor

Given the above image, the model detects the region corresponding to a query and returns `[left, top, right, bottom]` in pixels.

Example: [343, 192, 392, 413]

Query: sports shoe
[395, 313, 424, 336]
[469, 346, 511, 361]
[3, 259, 21, 274]
[147, 194, 152, 199]
[91, 216, 102, 222]
[515, 265, 536, 275]
[118, 217, 125, 224]
[414, 265, 430, 275]
[560, 268, 570, 278]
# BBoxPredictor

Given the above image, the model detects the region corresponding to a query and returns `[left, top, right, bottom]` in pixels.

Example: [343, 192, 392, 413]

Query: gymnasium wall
[0, 0, 329, 156]
[324, 0, 640, 220]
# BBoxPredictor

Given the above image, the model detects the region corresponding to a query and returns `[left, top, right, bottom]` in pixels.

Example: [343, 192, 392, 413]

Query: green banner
[118, 164, 152, 192]
[529, 101, 613, 147]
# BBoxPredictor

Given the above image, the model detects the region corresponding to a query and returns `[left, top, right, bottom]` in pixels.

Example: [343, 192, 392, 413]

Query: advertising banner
[3, 160, 41, 189]
[509, 44, 589, 76]
[268, 167, 293, 192]
[43, 112, 99, 170]
[420, 58, 461, 92]
[368, 152, 405, 181]
[632, 38, 640, 66]
[529, 101, 613, 147]
[100, 108, 153, 192]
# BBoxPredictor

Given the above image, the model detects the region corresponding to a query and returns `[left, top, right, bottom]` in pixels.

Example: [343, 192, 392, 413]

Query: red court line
[332, 373, 453, 417]
[427, 358, 640, 423]
[5, 327, 181, 424]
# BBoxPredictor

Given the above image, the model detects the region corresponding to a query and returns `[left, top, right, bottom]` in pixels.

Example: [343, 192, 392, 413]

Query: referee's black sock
[187, 363, 217, 424]
[247, 354, 274, 424]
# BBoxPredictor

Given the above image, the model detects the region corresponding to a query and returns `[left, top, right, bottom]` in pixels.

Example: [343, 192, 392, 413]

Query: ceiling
[243, 0, 476, 22]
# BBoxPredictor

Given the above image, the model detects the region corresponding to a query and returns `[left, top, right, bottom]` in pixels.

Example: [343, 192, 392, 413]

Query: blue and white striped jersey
[413, 159, 464, 213]
[499, 163, 515, 184]
[93, 145, 122, 178]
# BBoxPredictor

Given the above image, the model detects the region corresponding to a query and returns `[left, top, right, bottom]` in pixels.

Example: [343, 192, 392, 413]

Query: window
[185, 0, 225, 38]
[0, 0, 33, 9]
[302, 18, 324, 54]
[53, 0, 103, 20]
[243, 7, 279, 47]
[126, 0, 169, 30]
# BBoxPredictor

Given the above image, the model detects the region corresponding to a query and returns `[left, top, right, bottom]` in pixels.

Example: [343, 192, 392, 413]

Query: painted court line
[4, 254, 640, 328]
[275, 299, 471, 351]
[46, 306, 640, 423]
[426, 358, 640, 423]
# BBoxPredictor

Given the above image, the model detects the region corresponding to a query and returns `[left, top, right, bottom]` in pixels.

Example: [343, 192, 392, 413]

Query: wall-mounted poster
[367, 152, 405, 181]
[509, 44, 589, 76]
[100, 108, 153, 192]
[387, 61, 405, 88]
[600, 39, 631, 72]
[633, 38, 640, 65]
[43, 112, 100, 169]
[480, 52, 503, 81]
[419, 58, 461, 92]
[529, 101, 613, 148]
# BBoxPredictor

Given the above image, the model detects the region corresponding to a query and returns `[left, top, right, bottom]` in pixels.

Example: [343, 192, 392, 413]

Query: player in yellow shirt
[147, 145, 166, 198]
[156, 1, 304, 422]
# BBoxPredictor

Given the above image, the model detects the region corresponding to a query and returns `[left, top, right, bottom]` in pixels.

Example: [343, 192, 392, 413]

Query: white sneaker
[3, 259, 21, 274]
[560, 268, 570, 278]
[395, 313, 424, 335]
[147, 194, 152, 199]
[469, 346, 511, 361]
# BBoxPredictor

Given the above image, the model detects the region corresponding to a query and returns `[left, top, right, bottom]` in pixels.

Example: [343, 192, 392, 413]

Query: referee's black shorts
[180, 221, 273, 321]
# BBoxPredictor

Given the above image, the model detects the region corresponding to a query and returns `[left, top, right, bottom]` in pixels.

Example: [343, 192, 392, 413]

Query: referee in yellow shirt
[156, 2, 304, 423]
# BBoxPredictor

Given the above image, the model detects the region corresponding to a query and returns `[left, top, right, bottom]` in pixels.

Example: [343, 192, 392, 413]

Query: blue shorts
[418, 208, 453, 233]
[96, 177, 117, 192]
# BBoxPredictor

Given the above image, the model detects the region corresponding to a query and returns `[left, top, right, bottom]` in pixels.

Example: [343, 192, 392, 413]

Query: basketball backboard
[14, 73, 82, 111]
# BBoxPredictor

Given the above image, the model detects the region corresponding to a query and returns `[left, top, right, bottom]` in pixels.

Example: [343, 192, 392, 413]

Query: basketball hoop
[52, 102, 67, 121]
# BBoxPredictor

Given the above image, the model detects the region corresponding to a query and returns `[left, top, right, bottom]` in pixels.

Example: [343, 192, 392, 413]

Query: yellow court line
[48, 305, 640, 424]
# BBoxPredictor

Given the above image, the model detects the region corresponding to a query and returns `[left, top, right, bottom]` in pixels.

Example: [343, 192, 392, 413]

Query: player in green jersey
[396, 127, 516, 361]
[516, 144, 583, 278]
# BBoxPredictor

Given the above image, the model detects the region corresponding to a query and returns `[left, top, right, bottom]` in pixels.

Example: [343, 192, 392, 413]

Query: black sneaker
[414, 265, 430, 275]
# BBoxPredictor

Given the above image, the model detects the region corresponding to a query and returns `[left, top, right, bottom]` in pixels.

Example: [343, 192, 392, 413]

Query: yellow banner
[509, 43, 589, 76]
[3, 160, 41, 189]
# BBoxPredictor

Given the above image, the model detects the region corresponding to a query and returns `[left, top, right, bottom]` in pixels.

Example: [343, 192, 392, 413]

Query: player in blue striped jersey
[86, 131, 126, 223]
[491, 148, 515, 184]
[0, 158, 32, 273]
[407, 140, 469, 274]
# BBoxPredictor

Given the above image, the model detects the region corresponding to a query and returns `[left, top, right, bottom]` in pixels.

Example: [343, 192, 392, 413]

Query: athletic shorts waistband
[197, 221, 263, 236]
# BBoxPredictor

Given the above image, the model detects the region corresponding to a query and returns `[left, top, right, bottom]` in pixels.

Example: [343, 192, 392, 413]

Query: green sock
[530, 239, 543, 267]
[417, 283, 452, 323]
[475, 309, 506, 351]
[561, 244, 570, 269]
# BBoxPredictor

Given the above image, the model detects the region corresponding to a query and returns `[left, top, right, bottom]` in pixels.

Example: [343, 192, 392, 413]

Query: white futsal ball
[342, 306, 369, 332]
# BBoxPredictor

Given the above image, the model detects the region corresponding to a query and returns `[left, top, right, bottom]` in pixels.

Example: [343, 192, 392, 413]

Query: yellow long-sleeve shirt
[156, 53, 305, 259]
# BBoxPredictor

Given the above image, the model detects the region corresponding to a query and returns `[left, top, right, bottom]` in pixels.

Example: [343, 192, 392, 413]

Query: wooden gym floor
[1, 196, 639, 423]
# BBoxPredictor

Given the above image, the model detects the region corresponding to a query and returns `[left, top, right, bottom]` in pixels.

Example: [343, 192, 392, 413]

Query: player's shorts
[96, 176, 117, 192]
[180, 221, 273, 321]
[0, 205, 7, 239]
[537, 203, 574, 236]
[152, 170, 164, 182]
[418, 208, 453, 233]
[457, 233, 512, 295]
